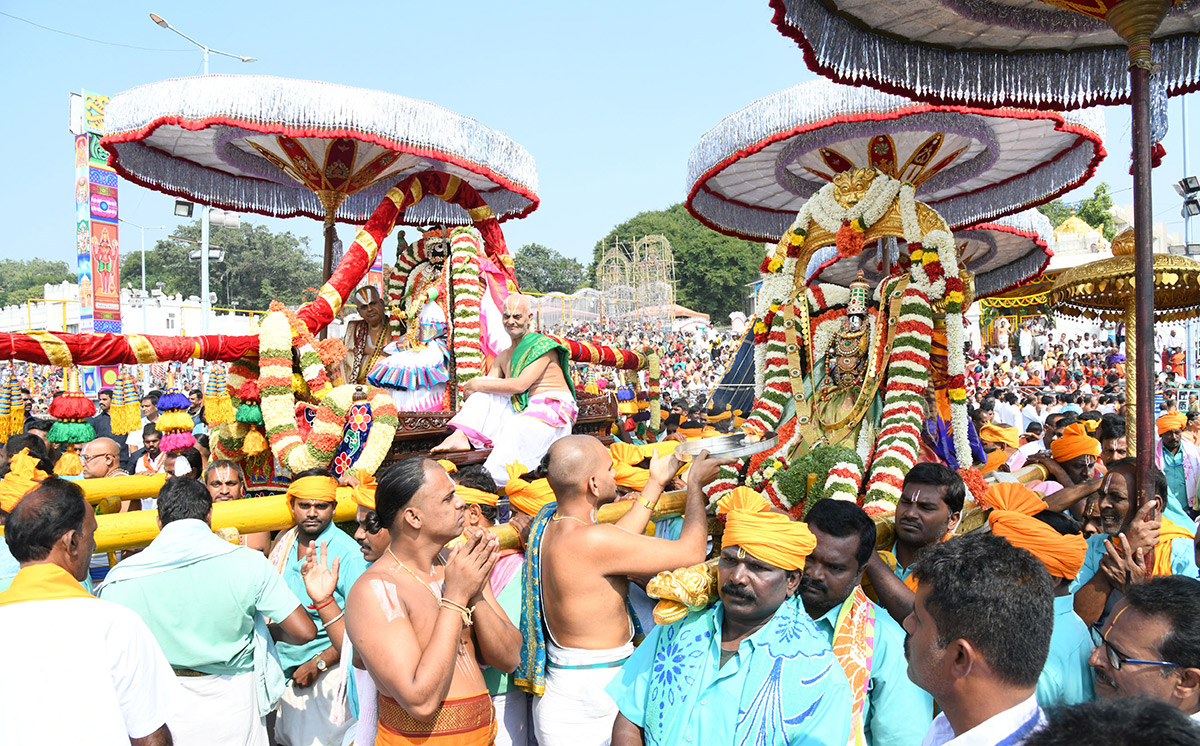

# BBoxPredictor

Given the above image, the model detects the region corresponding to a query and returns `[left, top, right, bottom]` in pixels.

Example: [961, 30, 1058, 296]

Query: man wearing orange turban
[985, 483, 1093, 706]
[0, 449, 49, 592]
[1073, 459, 1199, 630]
[606, 501, 853, 746]
[979, 424, 1021, 475]
[1154, 410, 1200, 527]
[505, 461, 556, 518]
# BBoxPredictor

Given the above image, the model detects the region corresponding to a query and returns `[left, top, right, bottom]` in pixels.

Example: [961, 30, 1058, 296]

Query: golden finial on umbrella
[1048, 228, 1200, 451]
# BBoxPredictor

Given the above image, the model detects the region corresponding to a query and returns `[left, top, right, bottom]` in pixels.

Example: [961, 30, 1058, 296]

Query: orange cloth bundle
[722, 508, 816, 571]
[981, 449, 1009, 475]
[1157, 412, 1187, 435]
[505, 462, 555, 517]
[988, 510, 1087, 580]
[286, 475, 339, 504]
[0, 449, 47, 513]
[1050, 423, 1100, 463]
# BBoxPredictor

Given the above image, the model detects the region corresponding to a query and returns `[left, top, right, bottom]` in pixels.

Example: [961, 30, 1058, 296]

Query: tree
[591, 204, 761, 322]
[125, 221, 322, 311]
[0, 258, 75, 307]
[513, 243, 587, 294]
[1076, 182, 1117, 241]
[1036, 199, 1074, 228]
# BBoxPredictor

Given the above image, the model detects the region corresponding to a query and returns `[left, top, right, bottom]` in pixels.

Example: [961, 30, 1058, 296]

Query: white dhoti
[348, 665, 377, 746]
[531, 642, 633, 746]
[449, 391, 578, 486]
[494, 689, 532, 746]
[169, 670, 266, 746]
[275, 661, 356, 746]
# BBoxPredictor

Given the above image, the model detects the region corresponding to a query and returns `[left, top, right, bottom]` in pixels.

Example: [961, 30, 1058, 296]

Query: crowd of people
[1, 302, 1200, 746]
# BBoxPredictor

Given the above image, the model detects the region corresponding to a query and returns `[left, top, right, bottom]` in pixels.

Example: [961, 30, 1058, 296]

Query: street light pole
[149, 12, 254, 333]
[117, 219, 164, 336]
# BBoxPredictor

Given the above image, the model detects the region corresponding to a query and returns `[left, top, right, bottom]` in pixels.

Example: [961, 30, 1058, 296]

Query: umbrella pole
[1124, 305, 1139, 454]
[1130, 60, 1156, 510]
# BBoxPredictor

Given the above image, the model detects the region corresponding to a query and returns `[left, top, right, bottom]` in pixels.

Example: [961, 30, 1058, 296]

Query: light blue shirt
[274, 522, 368, 676]
[1036, 594, 1095, 707]
[812, 597, 934, 746]
[1160, 448, 1194, 528]
[0, 539, 20, 593]
[607, 600, 851, 746]
[1070, 532, 1199, 594]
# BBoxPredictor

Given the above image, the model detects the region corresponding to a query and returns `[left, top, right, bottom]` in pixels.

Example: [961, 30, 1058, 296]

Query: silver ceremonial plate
[673, 431, 779, 461]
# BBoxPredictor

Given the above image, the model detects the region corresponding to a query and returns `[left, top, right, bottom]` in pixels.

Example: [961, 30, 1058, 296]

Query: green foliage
[1076, 183, 1117, 242]
[1036, 199, 1074, 228]
[591, 204, 761, 322]
[514, 243, 587, 294]
[776, 444, 864, 517]
[124, 221, 322, 311]
[0, 258, 75, 307]
[1037, 183, 1117, 242]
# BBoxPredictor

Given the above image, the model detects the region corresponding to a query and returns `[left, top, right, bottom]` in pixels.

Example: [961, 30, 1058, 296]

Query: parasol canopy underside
[1049, 253, 1200, 324]
[767, 0, 1200, 109]
[807, 209, 1053, 299]
[102, 75, 539, 226]
[687, 80, 1104, 241]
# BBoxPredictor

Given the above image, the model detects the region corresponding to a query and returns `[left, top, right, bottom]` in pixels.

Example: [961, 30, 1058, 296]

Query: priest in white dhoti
[434, 295, 577, 486]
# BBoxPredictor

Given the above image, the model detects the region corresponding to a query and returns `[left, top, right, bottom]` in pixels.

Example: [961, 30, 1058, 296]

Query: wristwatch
[315, 657, 328, 673]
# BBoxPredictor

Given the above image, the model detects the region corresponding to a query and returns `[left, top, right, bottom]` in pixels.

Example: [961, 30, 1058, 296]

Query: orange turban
[437, 459, 458, 474]
[505, 461, 555, 517]
[1050, 423, 1100, 463]
[722, 508, 816, 571]
[979, 424, 1019, 450]
[614, 462, 650, 490]
[716, 487, 771, 517]
[458, 485, 499, 507]
[989, 511, 1087, 580]
[350, 469, 377, 510]
[984, 483, 1047, 516]
[0, 449, 48, 513]
[286, 475, 338, 504]
[981, 449, 1009, 475]
[1157, 412, 1187, 435]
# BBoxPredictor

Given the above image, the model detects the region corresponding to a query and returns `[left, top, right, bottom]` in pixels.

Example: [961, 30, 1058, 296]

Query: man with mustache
[800, 498, 932, 746]
[905, 534, 1054, 746]
[1154, 411, 1200, 526]
[1072, 459, 1199, 627]
[269, 469, 370, 746]
[863, 462, 965, 624]
[607, 492, 851, 746]
[1088, 575, 1200, 724]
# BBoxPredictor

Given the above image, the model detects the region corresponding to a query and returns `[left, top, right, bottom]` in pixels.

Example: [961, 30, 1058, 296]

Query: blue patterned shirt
[607, 598, 851, 746]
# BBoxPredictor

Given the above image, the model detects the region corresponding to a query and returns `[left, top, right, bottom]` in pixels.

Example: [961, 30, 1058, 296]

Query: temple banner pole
[1130, 60, 1156, 509]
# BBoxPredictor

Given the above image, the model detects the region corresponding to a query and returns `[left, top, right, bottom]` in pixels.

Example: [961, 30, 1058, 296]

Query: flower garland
[746, 456, 786, 492]
[774, 444, 864, 518]
[862, 277, 931, 514]
[260, 308, 399, 475]
[447, 228, 485, 408]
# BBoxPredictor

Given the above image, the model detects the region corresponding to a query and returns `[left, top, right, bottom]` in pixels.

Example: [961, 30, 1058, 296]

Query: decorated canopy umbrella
[686, 80, 1104, 243]
[1049, 228, 1200, 451]
[102, 74, 539, 278]
[764, 0, 1200, 505]
[808, 208, 1053, 299]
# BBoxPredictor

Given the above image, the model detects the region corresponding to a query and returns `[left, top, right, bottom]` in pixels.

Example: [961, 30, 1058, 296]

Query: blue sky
[1, 0, 1196, 279]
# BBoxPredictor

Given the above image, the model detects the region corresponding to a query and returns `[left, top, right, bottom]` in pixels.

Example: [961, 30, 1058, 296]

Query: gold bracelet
[637, 494, 659, 511]
[439, 599, 475, 627]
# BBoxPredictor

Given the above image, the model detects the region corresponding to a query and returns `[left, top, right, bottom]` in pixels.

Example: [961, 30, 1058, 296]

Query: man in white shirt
[0, 477, 177, 745]
[995, 393, 1023, 430]
[1089, 575, 1200, 724]
[904, 533, 1053, 745]
[1021, 397, 1044, 433]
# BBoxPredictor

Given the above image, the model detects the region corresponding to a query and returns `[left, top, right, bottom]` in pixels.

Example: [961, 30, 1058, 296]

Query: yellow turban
[989, 511, 1087, 580]
[437, 459, 458, 474]
[985, 483, 1048, 516]
[505, 461, 555, 517]
[722, 508, 816, 571]
[1050, 423, 1100, 463]
[716, 487, 771, 517]
[351, 470, 377, 510]
[614, 462, 650, 491]
[1081, 418, 1100, 434]
[610, 442, 645, 467]
[1157, 411, 1187, 435]
[981, 449, 1009, 475]
[286, 475, 338, 504]
[0, 449, 48, 513]
[458, 485, 498, 507]
[979, 424, 1019, 450]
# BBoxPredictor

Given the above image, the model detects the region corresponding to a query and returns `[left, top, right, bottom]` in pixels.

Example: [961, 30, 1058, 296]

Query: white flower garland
[806, 175, 903, 234]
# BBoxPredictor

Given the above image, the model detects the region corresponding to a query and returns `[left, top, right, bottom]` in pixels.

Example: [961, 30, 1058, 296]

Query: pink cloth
[489, 552, 524, 600]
